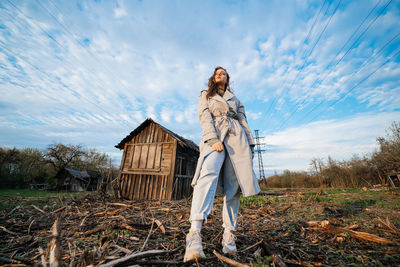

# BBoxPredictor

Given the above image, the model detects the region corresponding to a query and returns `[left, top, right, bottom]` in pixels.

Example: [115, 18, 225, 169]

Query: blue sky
[0, 0, 399, 176]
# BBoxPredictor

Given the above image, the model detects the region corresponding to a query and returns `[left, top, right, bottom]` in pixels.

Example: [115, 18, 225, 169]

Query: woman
[184, 66, 260, 262]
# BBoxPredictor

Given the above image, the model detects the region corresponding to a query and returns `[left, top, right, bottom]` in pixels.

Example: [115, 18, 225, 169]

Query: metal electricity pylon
[254, 130, 266, 180]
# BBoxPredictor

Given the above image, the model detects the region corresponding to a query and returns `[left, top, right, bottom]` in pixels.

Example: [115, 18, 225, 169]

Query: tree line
[262, 121, 400, 188]
[0, 143, 119, 189]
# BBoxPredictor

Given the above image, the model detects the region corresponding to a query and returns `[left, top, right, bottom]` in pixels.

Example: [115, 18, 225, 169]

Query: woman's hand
[212, 141, 224, 152]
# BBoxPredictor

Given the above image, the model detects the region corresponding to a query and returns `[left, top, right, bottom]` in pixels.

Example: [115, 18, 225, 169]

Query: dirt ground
[0, 188, 399, 266]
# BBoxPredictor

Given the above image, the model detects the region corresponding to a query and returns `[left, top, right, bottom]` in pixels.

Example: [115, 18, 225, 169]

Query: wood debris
[48, 217, 61, 266]
[306, 220, 398, 245]
[154, 219, 166, 234]
[0, 192, 399, 266]
[213, 250, 249, 267]
[377, 217, 400, 235]
[31, 204, 45, 214]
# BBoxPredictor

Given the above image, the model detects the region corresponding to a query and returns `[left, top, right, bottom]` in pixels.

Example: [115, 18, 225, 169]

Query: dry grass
[0, 188, 399, 266]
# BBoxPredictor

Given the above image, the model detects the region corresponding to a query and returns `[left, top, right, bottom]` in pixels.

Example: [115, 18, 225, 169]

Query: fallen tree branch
[213, 250, 249, 267]
[108, 202, 134, 208]
[306, 220, 399, 245]
[121, 223, 137, 232]
[95, 209, 122, 216]
[77, 223, 115, 236]
[52, 206, 67, 213]
[262, 241, 286, 267]
[285, 259, 323, 266]
[49, 217, 62, 266]
[28, 219, 35, 235]
[134, 259, 180, 265]
[7, 205, 20, 216]
[0, 226, 18, 235]
[240, 239, 263, 253]
[97, 248, 179, 267]
[38, 247, 46, 267]
[31, 204, 45, 213]
[377, 217, 400, 235]
[0, 257, 23, 264]
[277, 203, 293, 214]
[110, 244, 132, 254]
[140, 219, 155, 252]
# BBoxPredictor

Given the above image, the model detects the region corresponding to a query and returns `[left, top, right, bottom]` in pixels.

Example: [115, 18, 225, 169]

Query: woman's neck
[217, 86, 225, 96]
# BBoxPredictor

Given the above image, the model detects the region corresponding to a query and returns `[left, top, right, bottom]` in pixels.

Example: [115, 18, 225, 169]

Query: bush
[263, 121, 399, 188]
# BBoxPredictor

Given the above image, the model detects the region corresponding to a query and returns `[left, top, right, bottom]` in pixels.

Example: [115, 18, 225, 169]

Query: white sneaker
[183, 230, 206, 262]
[222, 231, 237, 254]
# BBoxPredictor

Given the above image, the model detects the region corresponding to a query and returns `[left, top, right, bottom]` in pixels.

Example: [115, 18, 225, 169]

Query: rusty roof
[115, 118, 199, 152]
[57, 168, 101, 182]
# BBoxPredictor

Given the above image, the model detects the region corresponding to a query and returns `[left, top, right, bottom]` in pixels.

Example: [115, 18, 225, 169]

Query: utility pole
[254, 130, 266, 180]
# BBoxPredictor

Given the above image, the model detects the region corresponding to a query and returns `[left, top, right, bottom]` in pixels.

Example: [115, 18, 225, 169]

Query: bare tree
[309, 157, 324, 187]
[44, 143, 84, 173]
[372, 121, 400, 176]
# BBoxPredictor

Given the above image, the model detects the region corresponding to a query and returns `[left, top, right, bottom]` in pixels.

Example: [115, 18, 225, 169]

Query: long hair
[206, 66, 230, 99]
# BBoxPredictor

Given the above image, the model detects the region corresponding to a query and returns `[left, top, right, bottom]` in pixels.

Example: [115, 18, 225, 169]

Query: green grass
[240, 188, 399, 222]
[0, 188, 91, 198]
[239, 195, 275, 207]
[0, 189, 92, 210]
[302, 188, 399, 205]
[325, 188, 364, 194]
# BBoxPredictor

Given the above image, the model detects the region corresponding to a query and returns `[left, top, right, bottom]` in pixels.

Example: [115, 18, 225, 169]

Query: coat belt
[214, 112, 238, 136]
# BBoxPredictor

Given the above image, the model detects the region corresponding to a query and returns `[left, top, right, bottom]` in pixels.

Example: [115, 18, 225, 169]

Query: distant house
[387, 172, 400, 188]
[56, 168, 102, 192]
[115, 118, 199, 200]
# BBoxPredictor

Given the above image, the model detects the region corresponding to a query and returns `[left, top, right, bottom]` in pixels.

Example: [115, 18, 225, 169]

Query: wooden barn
[56, 168, 102, 192]
[115, 118, 199, 200]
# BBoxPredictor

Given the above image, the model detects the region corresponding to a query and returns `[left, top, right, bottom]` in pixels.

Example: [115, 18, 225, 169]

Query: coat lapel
[209, 93, 229, 110]
[223, 90, 235, 101]
[209, 90, 235, 108]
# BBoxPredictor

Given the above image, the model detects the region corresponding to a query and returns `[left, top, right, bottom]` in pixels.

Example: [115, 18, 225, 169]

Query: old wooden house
[387, 172, 400, 187]
[56, 168, 102, 192]
[115, 118, 199, 200]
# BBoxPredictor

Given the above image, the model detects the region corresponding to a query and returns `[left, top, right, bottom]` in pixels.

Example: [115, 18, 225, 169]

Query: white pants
[189, 149, 240, 231]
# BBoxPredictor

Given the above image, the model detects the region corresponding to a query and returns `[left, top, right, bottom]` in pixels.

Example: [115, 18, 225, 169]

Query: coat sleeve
[198, 91, 218, 141]
[237, 100, 255, 146]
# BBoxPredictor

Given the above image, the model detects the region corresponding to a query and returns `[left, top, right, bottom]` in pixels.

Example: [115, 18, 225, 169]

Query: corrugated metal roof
[115, 118, 199, 152]
[64, 168, 100, 181]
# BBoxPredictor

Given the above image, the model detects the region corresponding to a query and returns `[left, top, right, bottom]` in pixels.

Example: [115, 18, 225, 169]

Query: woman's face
[214, 68, 227, 85]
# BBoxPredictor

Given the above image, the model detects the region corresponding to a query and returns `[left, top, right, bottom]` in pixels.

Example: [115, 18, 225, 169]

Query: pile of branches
[0, 193, 399, 266]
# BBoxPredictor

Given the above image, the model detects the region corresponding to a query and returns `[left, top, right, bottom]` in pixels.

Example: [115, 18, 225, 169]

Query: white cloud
[247, 110, 262, 120]
[160, 107, 172, 123]
[0, 0, 399, 170]
[114, 7, 127, 19]
[146, 106, 157, 120]
[262, 111, 400, 172]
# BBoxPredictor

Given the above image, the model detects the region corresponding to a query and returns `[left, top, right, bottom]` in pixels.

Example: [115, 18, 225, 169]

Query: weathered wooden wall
[171, 146, 197, 200]
[119, 122, 177, 200]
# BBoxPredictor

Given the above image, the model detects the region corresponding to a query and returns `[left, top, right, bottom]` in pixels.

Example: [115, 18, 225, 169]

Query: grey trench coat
[192, 90, 261, 197]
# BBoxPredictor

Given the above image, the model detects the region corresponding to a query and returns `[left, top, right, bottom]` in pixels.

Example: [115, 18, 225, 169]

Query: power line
[2, 0, 140, 129]
[305, 0, 391, 94]
[35, 0, 140, 106]
[5, 0, 134, 113]
[275, 0, 393, 131]
[0, 43, 119, 122]
[263, 0, 342, 125]
[279, 0, 383, 122]
[262, 0, 328, 119]
[322, 0, 393, 78]
[304, 47, 400, 125]
[277, 30, 400, 132]
[284, 0, 342, 102]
